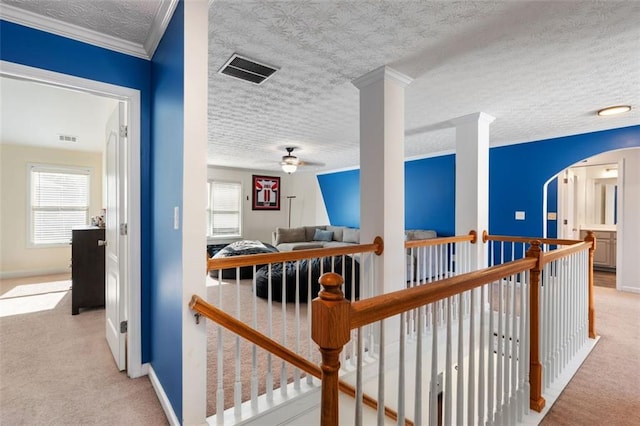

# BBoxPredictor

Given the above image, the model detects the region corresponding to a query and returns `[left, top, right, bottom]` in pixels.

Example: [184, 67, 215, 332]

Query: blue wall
[405, 154, 456, 235]
[149, 2, 184, 419]
[318, 154, 456, 236]
[319, 126, 640, 238]
[0, 19, 153, 360]
[317, 169, 360, 227]
[489, 126, 639, 237]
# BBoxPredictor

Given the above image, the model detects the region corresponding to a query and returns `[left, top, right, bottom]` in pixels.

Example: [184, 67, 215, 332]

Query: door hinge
[120, 320, 128, 333]
[120, 223, 128, 236]
[119, 125, 128, 138]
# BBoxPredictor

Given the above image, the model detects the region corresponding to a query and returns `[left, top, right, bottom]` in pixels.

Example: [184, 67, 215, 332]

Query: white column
[451, 112, 495, 270]
[353, 66, 412, 295]
[182, 0, 208, 424]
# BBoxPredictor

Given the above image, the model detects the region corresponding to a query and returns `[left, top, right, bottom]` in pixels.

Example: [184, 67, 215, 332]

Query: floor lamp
[287, 195, 296, 228]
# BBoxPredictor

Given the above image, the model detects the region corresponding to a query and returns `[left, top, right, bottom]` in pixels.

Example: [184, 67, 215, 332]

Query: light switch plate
[547, 212, 557, 220]
[515, 211, 525, 220]
[174, 206, 180, 230]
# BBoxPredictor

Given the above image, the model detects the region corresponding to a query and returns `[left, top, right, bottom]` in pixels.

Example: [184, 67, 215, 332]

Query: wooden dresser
[71, 227, 105, 314]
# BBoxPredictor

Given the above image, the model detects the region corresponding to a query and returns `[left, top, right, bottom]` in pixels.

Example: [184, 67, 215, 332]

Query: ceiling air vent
[58, 134, 78, 143]
[218, 54, 278, 85]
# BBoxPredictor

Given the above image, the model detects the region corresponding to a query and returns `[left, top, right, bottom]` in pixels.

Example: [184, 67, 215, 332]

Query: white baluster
[398, 313, 406, 425]
[377, 320, 385, 426]
[468, 288, 476, 424]
[487, 281, 495, 425]
[478, 284, 486, 425]
[294, 261, 300, 390]
[445, 298, 452, 425]
[457, 292, 465, 424]
[429, 304, 438, 426]
[415, 306, 423, 426]
[266, 264, 273, 401]
[356, 328, 363, 426]
[234, 275, 242, 415]
[251, 267, 259, 409]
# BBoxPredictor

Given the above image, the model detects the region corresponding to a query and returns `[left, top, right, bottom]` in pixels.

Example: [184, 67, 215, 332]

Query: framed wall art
[252, 175, 280, 210]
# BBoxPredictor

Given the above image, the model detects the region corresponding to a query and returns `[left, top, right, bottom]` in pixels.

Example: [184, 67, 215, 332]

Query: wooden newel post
[526, 241, 546, 412]
[584, 231, 597, 339]
[312, 272, 352, 425]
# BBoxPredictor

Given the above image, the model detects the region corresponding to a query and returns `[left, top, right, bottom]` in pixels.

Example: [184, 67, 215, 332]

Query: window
[208, 180, 242, 238]
[29, 164, 91, 246]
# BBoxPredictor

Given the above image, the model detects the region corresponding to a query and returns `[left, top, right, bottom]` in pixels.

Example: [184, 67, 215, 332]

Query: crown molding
[0, 2, 178, 60]
[352, 65, 413, 90]
[143, 0, 179, 58]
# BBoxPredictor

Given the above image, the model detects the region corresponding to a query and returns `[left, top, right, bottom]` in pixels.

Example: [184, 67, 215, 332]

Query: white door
[558, 170, 578, 240]
[105, 102, 127, 371]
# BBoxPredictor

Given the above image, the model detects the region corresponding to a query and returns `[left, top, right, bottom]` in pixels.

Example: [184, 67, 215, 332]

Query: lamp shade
[282, 163, 297, 174]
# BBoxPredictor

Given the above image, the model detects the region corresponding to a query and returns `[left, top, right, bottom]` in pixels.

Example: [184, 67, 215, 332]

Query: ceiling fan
[279, 147, 323, 174]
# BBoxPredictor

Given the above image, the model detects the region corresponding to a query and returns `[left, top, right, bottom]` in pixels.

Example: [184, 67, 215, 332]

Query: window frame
[207, 179, 243, 239]
[27, 163, 92, 248]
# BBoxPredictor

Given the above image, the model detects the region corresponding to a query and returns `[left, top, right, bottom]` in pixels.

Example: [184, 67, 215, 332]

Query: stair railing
[314, 236, 596, 425]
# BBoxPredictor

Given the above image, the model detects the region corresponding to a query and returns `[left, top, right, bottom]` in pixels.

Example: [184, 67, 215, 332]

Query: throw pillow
[274, 227, 305, 245]
[343, 227, 360, 244]
[326, 225, 344, 242]
[313, 228, 333, 242]
[406, 230, 437, 241]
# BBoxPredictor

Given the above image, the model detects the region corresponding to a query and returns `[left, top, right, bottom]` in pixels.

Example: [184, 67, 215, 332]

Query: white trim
[352, 65, 413, 89]
[0, 267, 69, 280]
[0, 60, 144, 379]
[149, 366, 180, 426]
[143, 0, 179, 58]
[449, 112, 496, 126]
[0, 3, 148, 59]
[182, 1, 209, 424]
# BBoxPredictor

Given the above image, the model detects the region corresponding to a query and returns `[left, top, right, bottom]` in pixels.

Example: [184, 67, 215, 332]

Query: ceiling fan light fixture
[282, 163, 297, 174]
[597, 105, 631, 116]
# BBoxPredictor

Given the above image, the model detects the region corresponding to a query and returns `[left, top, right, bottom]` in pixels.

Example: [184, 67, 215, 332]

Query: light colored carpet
[540, 286, 640, 425]
[205, 276, 313, 416]
[0, 274, 167, 425]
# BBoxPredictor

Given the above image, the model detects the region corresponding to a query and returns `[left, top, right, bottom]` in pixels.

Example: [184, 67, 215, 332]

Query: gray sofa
[272, 226, 440, 281]
[272, 225, 360, 251]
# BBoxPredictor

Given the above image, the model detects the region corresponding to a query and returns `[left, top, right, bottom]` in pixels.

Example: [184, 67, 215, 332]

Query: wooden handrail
[539, 240, 593, 266]
[208, 236, 383, 271]
[482, 231, 581, 246]
[188, 294, 411, 425]
[404, 230, 476, 249]
[349, 257, 537, 329]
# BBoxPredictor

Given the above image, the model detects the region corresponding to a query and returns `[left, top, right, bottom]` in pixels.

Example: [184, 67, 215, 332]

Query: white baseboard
[0, 268, 70, 279]
[149, 365, 180, 426]
[621, 285, 640, 294]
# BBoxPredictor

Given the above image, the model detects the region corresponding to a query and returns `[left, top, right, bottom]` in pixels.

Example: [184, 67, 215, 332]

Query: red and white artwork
[252, 175, 280, 210]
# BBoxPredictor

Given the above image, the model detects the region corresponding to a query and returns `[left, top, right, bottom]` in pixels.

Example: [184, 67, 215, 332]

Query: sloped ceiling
[1, 1, 639, 172]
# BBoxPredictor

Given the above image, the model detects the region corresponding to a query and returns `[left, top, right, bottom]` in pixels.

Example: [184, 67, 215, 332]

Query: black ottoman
[255, 255, 360, 302]
[208, 240, 278, 280]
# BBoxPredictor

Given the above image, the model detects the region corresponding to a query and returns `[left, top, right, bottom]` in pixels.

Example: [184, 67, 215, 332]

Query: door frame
[1, 60, 144, 378]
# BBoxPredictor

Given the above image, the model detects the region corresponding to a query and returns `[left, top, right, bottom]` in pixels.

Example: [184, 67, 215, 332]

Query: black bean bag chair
[255, 255, 360, 303]
[209, 240, 278, 280]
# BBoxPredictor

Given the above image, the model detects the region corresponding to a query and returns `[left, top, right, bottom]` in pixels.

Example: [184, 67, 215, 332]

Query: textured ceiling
[2, 0, 162, 46]
[1, 1, 639, 174]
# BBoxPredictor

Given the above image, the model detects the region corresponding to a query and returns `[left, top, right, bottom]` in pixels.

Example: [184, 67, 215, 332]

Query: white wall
[0, 144, 103, 277]
[618, 148, 640, 293]
[206, 167, 326, 244]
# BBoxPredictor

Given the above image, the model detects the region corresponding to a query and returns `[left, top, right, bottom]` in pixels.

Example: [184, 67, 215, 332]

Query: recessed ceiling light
[597, 105, 631, 116]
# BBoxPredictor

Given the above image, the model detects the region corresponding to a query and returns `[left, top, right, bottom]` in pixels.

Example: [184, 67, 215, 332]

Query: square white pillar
[353, 66, 412, 295]
[452, 112, 495, 270]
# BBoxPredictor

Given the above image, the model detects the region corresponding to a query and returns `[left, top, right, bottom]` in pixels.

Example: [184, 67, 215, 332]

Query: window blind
[30, 165, 90, 245]
[208, 181, 242, 237]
